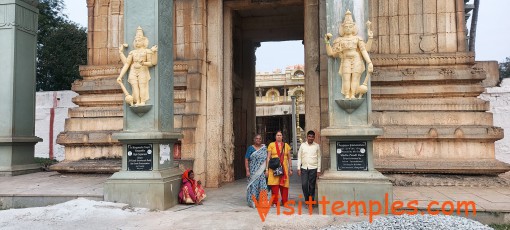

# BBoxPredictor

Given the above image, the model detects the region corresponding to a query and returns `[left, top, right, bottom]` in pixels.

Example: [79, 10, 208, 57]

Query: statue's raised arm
[116, 26, 158, 107]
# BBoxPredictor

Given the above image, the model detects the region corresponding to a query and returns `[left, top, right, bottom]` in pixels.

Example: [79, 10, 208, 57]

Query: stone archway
[221, 0, 321, 180]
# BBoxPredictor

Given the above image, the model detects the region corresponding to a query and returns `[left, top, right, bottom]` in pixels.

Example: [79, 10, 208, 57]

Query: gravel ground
[324, 214, 494, 230]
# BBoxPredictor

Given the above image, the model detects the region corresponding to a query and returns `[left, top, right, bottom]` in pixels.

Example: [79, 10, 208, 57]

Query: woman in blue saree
[245, 134, 269, 208]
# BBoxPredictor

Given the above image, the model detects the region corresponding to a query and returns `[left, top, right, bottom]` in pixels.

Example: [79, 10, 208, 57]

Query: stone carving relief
[401, 69, 416, 76]
[325, 10, 373, 100]
[419, 34, 437, 53]
[324, 10, 374, 113]
[439, 68, 455, 76]
[117, 26, 158, 115]
[471, 67, 485, 74]
[265, 88, 280, 102]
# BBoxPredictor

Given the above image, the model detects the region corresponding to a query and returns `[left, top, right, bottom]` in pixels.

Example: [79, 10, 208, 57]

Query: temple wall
[319, 0, 508, 173]
[480, 78, 510, 164]
[369, 0, 465, 54]
[35, 91, 78, 161]
[87, 0, 124, 65]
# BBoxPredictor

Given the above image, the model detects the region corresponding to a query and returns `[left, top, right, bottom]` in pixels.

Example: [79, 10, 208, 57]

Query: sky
[63, 0, 510, 73]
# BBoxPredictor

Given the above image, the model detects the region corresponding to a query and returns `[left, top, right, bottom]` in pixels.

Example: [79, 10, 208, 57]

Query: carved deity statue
[325, 10, 373, 100]
[117, 26, 158, 106]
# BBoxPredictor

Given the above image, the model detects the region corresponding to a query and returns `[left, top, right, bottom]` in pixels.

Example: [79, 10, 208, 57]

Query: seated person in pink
[178, 169, 206, 204]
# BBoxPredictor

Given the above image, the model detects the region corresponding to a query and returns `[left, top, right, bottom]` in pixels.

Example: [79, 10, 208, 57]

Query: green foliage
[490, 223, 510, 230]
[37, 0, 87, 91]
[34, 157, 58, 171]
[500, 57, 510, 79]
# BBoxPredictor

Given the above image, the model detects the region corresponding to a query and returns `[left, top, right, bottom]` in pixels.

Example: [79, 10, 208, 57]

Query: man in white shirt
[297, 130, 321, 202]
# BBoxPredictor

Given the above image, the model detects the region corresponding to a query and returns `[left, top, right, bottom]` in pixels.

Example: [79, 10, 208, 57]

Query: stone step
[72, 77, 123, 94]
[72, 94, 124, 107]
[375, 159, 510, 175]
[57, 131, 121, 146]
[49, 159, 121, 174]
[68, 107, 123, 118]
[372, 97, 489, 111]
[63, 117, 123, 132]
[372, 111, 495, 126]
[63, 146, 122, 161]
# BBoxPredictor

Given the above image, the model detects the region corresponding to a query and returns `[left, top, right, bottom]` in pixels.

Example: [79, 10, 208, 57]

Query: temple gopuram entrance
[51, 0, 508, 187]
[225, 1, 314, 180]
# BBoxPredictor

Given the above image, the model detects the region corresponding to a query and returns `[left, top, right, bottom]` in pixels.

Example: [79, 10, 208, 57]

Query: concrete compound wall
[480, 78, 510, 164]
[35, 91, 78, 161]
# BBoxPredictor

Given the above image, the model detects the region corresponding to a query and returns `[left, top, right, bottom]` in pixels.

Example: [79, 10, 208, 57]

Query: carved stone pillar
[0, 0, 42, 176]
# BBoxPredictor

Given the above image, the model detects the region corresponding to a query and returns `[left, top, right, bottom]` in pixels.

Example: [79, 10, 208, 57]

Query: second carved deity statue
[117, 26, 158, 107]
[325, 10, 373, 100]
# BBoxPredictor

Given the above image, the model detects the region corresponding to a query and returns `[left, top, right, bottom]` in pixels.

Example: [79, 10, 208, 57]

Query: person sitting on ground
[178, 169, 206, 205]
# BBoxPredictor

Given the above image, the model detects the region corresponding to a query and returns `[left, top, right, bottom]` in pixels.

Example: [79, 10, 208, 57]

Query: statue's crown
[135, 26, 144, 38]
[342, 10, 354, 25]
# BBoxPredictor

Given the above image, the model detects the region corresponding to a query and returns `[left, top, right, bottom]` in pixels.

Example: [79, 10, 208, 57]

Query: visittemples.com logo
[252, 191, 476, 222]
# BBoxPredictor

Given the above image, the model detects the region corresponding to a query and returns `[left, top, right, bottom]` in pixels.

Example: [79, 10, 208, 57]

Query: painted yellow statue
[117, 26, 158, 106]
[325, 10, 373, 100]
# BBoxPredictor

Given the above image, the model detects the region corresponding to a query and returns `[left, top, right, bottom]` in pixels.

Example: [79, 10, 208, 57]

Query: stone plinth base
[0, 137, 42, 176]
[375, 159, 510, 175]
[50, 159, 121, 173]
[317, 170, 393, 215]
[104, 167, 182, 210]
[0, 164, 40, 176]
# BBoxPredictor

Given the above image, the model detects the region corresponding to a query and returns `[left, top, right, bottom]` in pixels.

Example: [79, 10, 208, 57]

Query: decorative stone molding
[372, 53, 475, 67]
[80, 64, 189, 78]
[372, 98, 490, 112]
[79, 65, 123, 77]
[401, 69, 416, 76]
[0, 4, 38, 35]
[265, 88, 280, 102]
[471, 67, 485, 74]
[371, 68, 486, 84]
[174, 63, 189, 73]
[439, 68, 455, 76]
[68, 107, 123, 118]
[174, 90, 186, 103]
[372, 70, 380, 77]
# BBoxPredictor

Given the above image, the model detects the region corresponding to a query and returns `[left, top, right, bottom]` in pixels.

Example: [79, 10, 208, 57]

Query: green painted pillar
[104, 0, 182, 210]
[318, 0, 392, 213]
[0, 0, 42, 176]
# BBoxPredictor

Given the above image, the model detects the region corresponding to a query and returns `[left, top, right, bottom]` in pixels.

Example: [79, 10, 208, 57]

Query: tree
[36, 0, 87, 91]
[500, 57, 510, 79]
